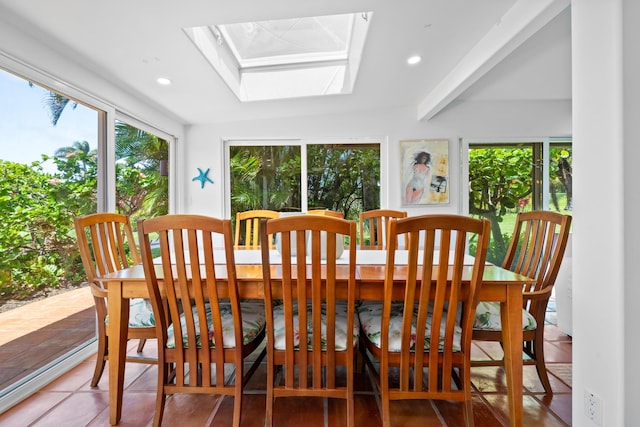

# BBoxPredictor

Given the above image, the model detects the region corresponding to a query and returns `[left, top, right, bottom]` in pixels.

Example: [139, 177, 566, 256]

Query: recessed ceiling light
[407, 55, 422, 65]
[157, 77, 172, 85]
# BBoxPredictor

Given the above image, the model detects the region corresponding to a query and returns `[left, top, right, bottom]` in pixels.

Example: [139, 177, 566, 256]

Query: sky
[0, 69, 97, 173]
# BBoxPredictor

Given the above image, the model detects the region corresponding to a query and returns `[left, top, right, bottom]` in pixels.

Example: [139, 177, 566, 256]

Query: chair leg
[347, 363, 355, 427]
[154, 364, 167, 427]
[463, 396, 475, 427]
[137, 338, 147, 353]
[381, 387, 391, 427]
[532, 338, 553, 394]
[265, 363, 274, 427]
[233, 381, 242, 427]
[461, 365, 475, 427]
[90, 335, 107, 387]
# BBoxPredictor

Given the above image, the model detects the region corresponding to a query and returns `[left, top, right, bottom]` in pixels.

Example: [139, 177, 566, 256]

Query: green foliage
[468, 147, 533, 263]
[0, 85, 169, 300]
[230, 145, 302, 214]
[229, 144, 380, 223]
[0, 160, 86, 296]
[549, 146, 572, 211]
[115, 121, 169, 224]
[307, 145, 380, 219]
[468, 147, 532, 217]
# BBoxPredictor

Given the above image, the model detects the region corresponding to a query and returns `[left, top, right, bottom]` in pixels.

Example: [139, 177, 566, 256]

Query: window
[184, 12, 372, 102]
[464, 138, 572, 263]
[0, 64, 174, 406]
[115, 119, 170, 227]
[226, 139, 380, 222]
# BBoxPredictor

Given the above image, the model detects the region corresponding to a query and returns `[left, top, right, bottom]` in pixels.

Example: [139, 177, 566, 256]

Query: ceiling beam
[417, 0, 570, 121]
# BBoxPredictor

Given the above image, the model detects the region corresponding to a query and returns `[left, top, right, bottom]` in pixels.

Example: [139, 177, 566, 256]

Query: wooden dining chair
[472, 210, 572, 394]
[357, 214, 490, 427]
[358, 209, 407, 249]
[138, 214, 266, 427]
[234, 209, 280, 249]
[306, 209, 344, 218]
[74, 213, 156, 387]
[260, 214, 358, 427]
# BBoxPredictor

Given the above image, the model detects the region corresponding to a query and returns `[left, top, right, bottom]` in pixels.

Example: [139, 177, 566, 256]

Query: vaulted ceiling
[0, 0, 571, 125]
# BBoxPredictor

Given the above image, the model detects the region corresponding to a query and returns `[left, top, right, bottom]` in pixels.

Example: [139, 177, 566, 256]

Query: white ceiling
[0, 0, 571, 125]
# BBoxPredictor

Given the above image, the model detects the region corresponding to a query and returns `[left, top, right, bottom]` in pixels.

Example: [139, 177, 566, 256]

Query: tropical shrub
[0, 160, 86, 296]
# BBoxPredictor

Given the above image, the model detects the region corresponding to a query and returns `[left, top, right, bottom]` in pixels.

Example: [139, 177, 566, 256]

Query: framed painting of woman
[400, 139, 449, 205]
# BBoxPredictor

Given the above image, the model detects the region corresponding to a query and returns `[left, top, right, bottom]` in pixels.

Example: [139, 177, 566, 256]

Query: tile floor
[0, 289, 572, 426]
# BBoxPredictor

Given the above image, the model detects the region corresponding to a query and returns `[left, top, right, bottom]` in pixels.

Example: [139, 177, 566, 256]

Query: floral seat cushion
[167, 302, 265, 349]
[357, 301, 462, 352]
[473, 301, 537, 331]
[272, 302, 359, 351]
[105, 298, 155, 328]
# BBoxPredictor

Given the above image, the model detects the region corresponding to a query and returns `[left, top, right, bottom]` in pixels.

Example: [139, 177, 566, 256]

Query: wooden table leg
[108, 281, 130, 425]
[501, 284, 524, 427]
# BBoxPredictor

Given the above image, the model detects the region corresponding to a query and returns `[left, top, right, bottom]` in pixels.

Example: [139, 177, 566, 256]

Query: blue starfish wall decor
[192, 167, 214, 189]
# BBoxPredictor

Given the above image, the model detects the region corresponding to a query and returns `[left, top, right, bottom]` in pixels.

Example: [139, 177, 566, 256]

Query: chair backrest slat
[359, 209, 407, 250]
[234, 209, 280, 248]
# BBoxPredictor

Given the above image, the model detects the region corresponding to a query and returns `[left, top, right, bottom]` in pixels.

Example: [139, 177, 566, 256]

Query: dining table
[101, 248, 533, 426]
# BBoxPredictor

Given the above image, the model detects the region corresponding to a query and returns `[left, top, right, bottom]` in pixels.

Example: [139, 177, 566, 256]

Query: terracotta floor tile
[271, 396, 327, 427]
[29, 392, 109, 427]
[214, 393, 265, 427]
[435, 396, 505, 427]
[535, 392, 572, 426]
[0, 391, 71, 426]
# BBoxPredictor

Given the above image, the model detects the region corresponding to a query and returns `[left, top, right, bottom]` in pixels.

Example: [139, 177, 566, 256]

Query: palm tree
[114, 121, 169, 220]
[30, 84, 78, 126]
[41, 89, 169, 220]
[54, 140, 93, 168]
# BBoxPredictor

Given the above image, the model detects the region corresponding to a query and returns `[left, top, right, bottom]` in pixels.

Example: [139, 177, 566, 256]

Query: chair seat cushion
[473, 301, 537, 331]
[167, 302, 265, 349]
[272, 302, 359, 350]
[357, 301, 461, 352]
[105, 298, 155, 328]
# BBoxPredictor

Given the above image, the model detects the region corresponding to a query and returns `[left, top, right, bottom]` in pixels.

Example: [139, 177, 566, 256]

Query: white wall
[572, 0, 639, 425]
[182, 100, 571, 218]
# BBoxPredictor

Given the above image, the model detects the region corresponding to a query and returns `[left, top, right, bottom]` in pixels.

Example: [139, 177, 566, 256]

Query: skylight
[184, 12, 372, 102]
